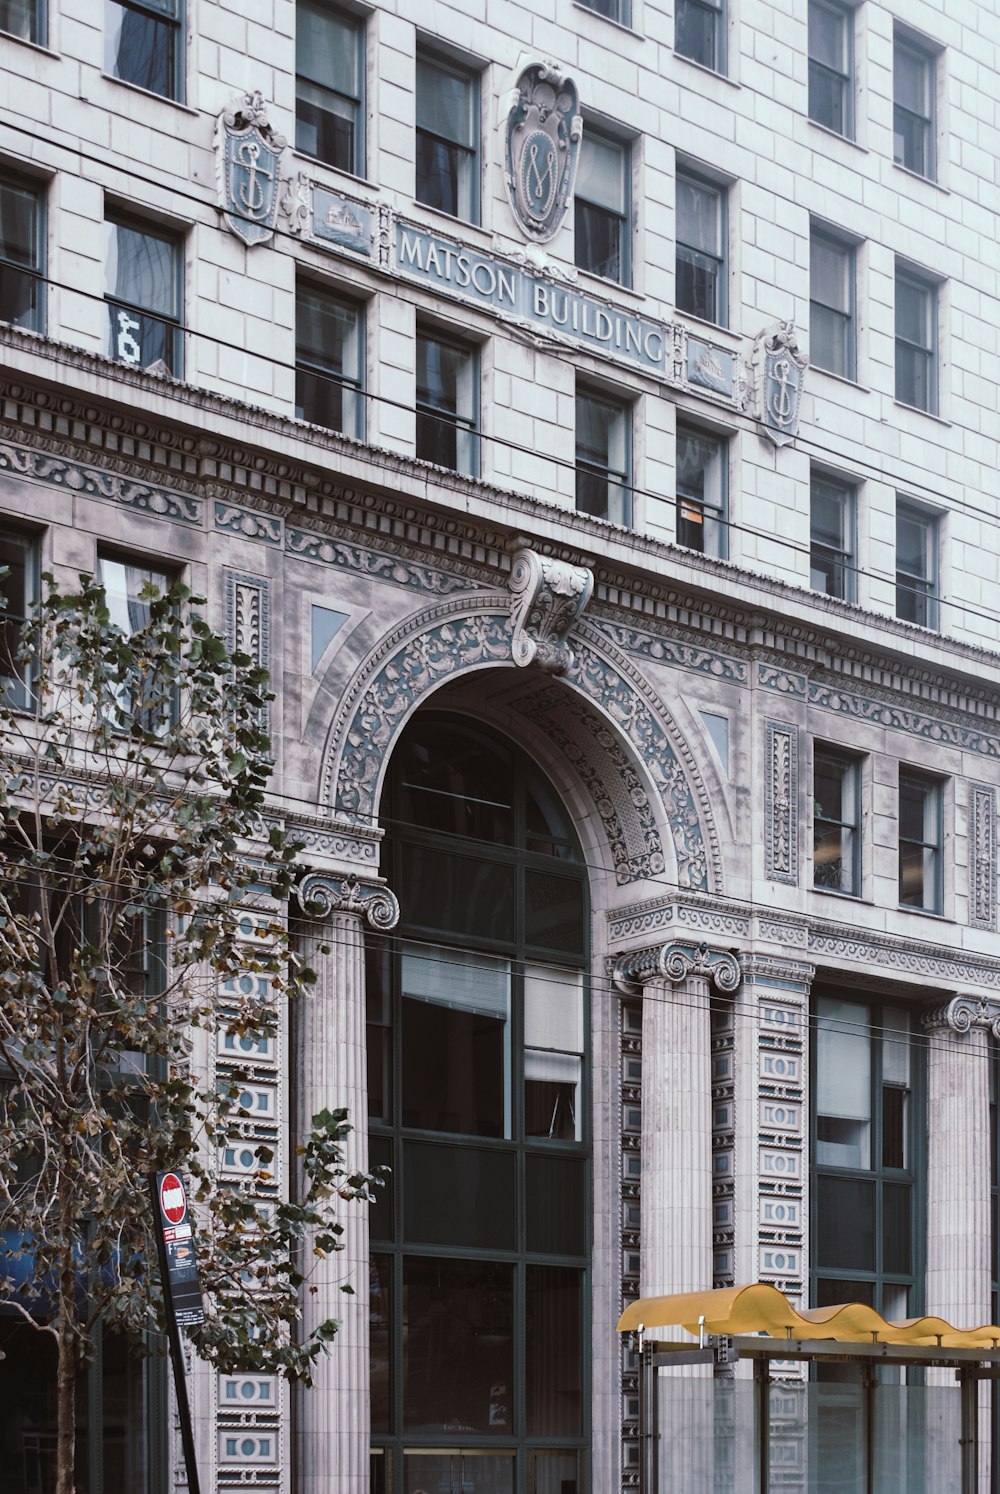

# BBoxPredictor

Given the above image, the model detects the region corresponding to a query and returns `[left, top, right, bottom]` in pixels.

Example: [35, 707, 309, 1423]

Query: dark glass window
[898, 769, 942, 912]
[676, 168, 726, 326]
[675, 420, 727, 556]
[416, 54, 478, 222]
[813, 747, 860, 894]
[676, 0, 725, 73]
[370, 713, 589, 1490]
[0, 174, 44, 332]
[295, 283, 364, 436]
[296, 1, 364, 175]
[812, 994, 920, 1320]
[105, 0, 182, 102]
[809, 0, 852, 136]
[895, 267, 937, 413]
[893, 31, 935, 179]
[103, 215, 182, 376]
[574, 128, 629, 285]
[416, 327, 478, 475]
[811, 227, 855, 380]
[0, 0, 43, 43]
[0, 527, 35, 709]
[575, 387, 631, 526]
[810, 472, 855, 600]
[96, 552, 177, 731]
[577, 0, 630, 22]
[895, 498, 938, 629]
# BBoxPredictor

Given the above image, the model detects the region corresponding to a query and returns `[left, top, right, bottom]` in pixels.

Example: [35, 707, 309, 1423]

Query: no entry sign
[151, 1170, 205, 1329]
[159, 1173, 187, 1227]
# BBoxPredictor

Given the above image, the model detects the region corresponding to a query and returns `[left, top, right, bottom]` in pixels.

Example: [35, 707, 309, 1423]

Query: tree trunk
[55, 1181, 77, 1494]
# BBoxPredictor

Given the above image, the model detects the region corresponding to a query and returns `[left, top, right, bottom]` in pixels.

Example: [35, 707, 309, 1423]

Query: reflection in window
[0, 174, 44, 332]
[0, 527, 35, 709]
[676, 168, 726, 325]
[810, 227, 855, 380]
[895, 266, 937, 414]
[574, 128, 629, 285]
[813, 748, 859, 894]
[898, 770, 942, 912]
[575, 387, 631, 526]
[809, 0, 853, 136]
[295, 283, 364, 436]
[893, 30, 936, 179]
[416, 54, 478, 222]
[103, 215, 182, 375]
[296, 1, 364, 173]
[96, 553, 176, 730]
[895, 498, 938, 628]
[0, 0, 43, 43]
[416, 327, 479, 475]
[675, 421, 727, 556]
[810, 472, 855, 600]
[675, 0, 725, 73]
[105, 0, 182, 102]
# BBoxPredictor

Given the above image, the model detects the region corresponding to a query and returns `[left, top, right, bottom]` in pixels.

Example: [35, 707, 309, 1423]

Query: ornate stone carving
[296, 872, 399, 930]
[216, 91, 286, 247]
[502, 60, 582, 243]
[923, 993, 1000, 1038]
[765, 721, 797, 884]
[288, 525, 475, 597]
[225, 571, 270, 732]
[613, 940, 741, 996]
[0, 441, 201, 522]
[750, 321, 807, 446]
[970, 784, 996, 931]
[508, 545, 593, 673]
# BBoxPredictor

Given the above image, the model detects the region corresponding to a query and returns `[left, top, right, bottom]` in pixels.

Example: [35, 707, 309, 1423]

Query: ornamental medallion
[751, 321, 808, 446]
[216, 91, 285, 248]
[503, 61, 582, 244]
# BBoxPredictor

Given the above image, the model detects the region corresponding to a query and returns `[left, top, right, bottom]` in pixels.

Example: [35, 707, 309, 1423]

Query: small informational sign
[152, 1170, 206, 1329]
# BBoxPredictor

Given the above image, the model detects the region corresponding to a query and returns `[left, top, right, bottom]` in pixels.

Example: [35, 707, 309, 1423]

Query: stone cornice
[3, 330, 1000, 714]
[613, 939, 742, 996]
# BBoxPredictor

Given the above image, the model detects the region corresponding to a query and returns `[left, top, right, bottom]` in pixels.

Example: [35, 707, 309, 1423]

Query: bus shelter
[618, 1284, 1000, 1494]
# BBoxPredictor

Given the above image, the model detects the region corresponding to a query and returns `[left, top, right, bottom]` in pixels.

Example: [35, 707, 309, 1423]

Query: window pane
[0, 0, 39, 42]
[370, 1253, 391, 1433]
[815, 1174, 875, 1271]
[395, 719, 515, 843]
[574, 199, 623, 282]
[810, 1, 847, 70]
[676, 0, 721, 70]
[524, 965, 583, 1053]
[105, 1, 177, 100]
[576, 132, 625, 214]
[811, 235, 850, 314]
[525, 870, 585, 953]
[404, 1140, 516, 1248]
[526, 1266, 582, 1436]
[402, 1258, 513, 1435]
[896, 278, 932, 348]
[0, 529, 30, 705]
[98, 556, 170, 634]
[883, 1182, 912, 1273]
[895, 44, 930, 115]
[0, 179, 38, 270]
[896, 508, 931, 580]
[526, 1155, 587, 1253]
[296, 287, 362, 433]
[403, 1452, 514, 1494]
[400, 844, 514, 941]
[297, 2, 359, 96]
[417, 58, 475, 146]
[816, 997, 871, 1168]
[368, 1134, 393, 1240]
[812, 480, 849, 551]
[678, 174, 721, 256]
[104, 220, 176, 317]
[810, 60, 848, 134]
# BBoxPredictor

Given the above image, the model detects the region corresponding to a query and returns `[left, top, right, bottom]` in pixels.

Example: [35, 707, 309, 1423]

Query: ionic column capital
[922, 992, 1000, 1038]
[296, 871, 400, 930]
[613, 939, 741, 998]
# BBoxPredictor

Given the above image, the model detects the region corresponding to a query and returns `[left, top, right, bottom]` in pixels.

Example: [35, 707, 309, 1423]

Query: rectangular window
[675, 0, 725, 73]
[574, 128, 630, 285]
[296, 1, 364, 176]
[0, 173, 45, 333]
[810, 226, 855, 380]
[105, 0, 182, 102]
[813, 748, 860, 894]
[0, 0, 43, 44]
[96, 551, 177, 730]
[676, 168, 726, 326]
[676, 420, 727, 557]
[416, 53, 478, 223]
[575, 387, 631, 527]
[104, 214, 182, 376]
[810, 472, 855, 600]
[893, 30, 936, 179]
[295, 283, 364, 437]
[809, 0, 852, 136]
[895, 498, 938, 629]
[0, 527, 35, 710]
[416, 326, 478, 476]
[898, 770, 942, 912]
[813, 994, 918, 1318]
[577, 0, 630, 23]
[895, 266, 937, 414]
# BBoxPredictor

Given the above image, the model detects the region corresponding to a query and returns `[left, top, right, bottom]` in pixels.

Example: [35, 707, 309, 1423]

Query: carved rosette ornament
[216, 91, 286, 247]
[508, 545, 594, 673]
[922, 992, 1000, 1038]
[297, 872, 400, 930]
[750, 321, 807, 446]
[502, 60, 583, 243]
[613, 939, 741, 997]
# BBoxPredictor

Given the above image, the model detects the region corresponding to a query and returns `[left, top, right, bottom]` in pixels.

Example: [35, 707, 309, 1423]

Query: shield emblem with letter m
[216, 91, 285, 248]
[503, 60, 582, 244]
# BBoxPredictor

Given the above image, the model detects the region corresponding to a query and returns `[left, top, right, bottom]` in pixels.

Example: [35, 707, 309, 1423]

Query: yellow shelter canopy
[617, 1282, 1000, 1350]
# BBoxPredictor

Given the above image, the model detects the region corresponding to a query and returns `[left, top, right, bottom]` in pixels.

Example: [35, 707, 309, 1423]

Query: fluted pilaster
[295, 874, 399, 1494]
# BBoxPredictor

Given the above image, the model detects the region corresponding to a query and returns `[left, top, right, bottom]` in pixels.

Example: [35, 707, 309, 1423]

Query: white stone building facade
[0, 0, 999, 1491]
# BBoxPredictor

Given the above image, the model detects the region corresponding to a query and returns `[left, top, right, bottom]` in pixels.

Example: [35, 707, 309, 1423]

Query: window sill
[892, 162, 949, 195]
[101, 73, 195, 114]
[0, 31, 56, 58]
[811, 885, 867, 903]
[292, 150, 375, 194]
[411, 199, 483, 237]
[571, 0, 643, 37]
[810, 365, 868, 393]
[676, 309, 736, 342]
[893, 400, 952, 428]
[574, 264, 641, 302]
[896, 902, 945, 919]
[807, 119, 867, 154]
[673, 53, 740, 90]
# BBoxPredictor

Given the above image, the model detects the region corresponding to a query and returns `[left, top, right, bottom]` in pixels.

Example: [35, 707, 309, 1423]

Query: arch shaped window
[367, 712, 590, 1494]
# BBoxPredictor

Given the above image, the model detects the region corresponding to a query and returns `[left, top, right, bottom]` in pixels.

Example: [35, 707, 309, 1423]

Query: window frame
[894, 265, 938, 415]
[810, 224, 856, 382]
[674, 417, 728, 558]
[893, 28, 937, 181]
[810, 991, 925, 1320]
[104, 0, 184, 105]
[0, 169, 46, 335]
[897, 768, 943, 914]
[295, 0, 366, 178]
[574, 383, 632, 528]
[812, 745, 861, 896]
[95, 549, 180, 733]
[894, 497, 939, 631]
[414, 48, 480, 225]
[675, 0, 726, 75]
[675, 165, 728, 328]
[575, 0, 631, 25]
[295, 279, 366, 439]
[810, 470, 856, 602]
[0, 0, 45, 47]
[415, 323, 480, 478]
[808, 0, 854, 138]
[103, 211, 184, 378]
[0, 523, 38, 711]
[574, 123, 631, 288]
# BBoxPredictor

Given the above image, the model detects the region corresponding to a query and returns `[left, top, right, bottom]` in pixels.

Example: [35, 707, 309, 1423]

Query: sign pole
[149, 1172, 206, 1494]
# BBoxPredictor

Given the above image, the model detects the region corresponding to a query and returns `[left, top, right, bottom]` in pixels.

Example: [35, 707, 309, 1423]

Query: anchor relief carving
[508, 544, 594, 674]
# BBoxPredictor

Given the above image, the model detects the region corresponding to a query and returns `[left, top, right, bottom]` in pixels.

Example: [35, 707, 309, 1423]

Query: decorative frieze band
[296, 872, 400, 930]
[922, 993, 1000, 1037]
[970, 784, 997, 932]
[612, 939, 741, 996]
